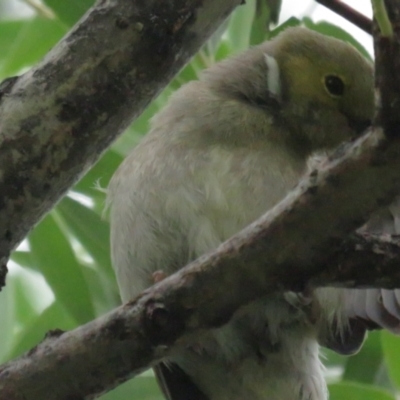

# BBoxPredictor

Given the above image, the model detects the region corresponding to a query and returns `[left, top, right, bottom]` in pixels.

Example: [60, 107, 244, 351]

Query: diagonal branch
[2, 124, 400, 399]
[316, 0, 372, 33]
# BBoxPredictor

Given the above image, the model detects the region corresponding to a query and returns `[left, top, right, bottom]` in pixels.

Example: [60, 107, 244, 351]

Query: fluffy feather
[107, 27, 392, 400]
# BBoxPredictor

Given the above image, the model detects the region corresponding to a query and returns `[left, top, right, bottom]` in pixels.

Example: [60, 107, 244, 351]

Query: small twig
[372, 0, 394, 37]
[316, 0, 372, 34]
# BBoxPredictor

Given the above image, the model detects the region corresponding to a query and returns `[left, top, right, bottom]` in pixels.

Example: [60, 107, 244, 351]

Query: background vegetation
[0, 0, 397, 399]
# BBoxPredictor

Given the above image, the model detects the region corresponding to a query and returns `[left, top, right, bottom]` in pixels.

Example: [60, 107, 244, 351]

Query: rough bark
[0, 0, 243, 283]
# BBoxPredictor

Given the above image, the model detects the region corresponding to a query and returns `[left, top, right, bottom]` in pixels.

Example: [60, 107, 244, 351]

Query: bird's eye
[324, 75, 345, 97]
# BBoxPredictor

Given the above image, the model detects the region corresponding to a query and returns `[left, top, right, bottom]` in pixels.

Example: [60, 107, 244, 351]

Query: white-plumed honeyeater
[108, 27, 400, 400]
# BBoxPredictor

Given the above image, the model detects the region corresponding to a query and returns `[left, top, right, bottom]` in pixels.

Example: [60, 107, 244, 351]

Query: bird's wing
[321, 317, 369, 355]
[154, 363, 209, 400]
[344, 288, 400, 333]
[322, 288, 400, 355]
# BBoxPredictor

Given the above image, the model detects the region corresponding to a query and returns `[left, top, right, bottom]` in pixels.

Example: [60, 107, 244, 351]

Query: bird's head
[273, 27, 374, 150]
[202, 27, 374, 154]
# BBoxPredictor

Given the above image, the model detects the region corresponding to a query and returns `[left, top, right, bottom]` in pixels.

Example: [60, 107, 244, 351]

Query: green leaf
[0, 272, 16, 362]
[43, 0, 95, 26]
[225, 0, 256, 53]
[28, 212, 95, 324]
[56, 196, 120, 312]
[321, 348, 347, 370]
[381, 331, 400, 389]
[329, 382, 395, 400]
[302, 18, 372, 60]
[11, 250, 35, 271]
[100, 376, 163, 400]
[268, 17, 301, 39]
[6, 301, 76, 361]
[0, 20, 24, 63]
[0, 17, 67, 78]
[80, 267, 120, 314]
[74, 149, 123, 214]
[214, 41, 233, 62]
[343, 331, 383, 384]
[205, 19, 231, 57]
[265, 0, 282, 24]
[57, 197, 112, 276]
[169, 58, 201, 90]
[250, 0, 270, 45]
[12, 273, 39, 328]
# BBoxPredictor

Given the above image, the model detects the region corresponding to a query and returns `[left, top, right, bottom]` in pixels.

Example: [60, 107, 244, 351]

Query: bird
[107, 27, 400, 400]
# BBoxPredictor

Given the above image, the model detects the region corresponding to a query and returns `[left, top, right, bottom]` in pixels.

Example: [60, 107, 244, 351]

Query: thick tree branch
[312, 232, 400, 287]
[0, 0, 242, 280]
[0, 149, 400, 400]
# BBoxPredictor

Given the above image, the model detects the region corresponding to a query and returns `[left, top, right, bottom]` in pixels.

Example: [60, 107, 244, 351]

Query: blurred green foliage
[0, 0, 397, 399]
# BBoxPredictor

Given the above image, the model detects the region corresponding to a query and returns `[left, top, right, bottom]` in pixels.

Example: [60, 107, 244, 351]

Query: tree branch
[2, 156, 400, 400]
[0, 0, 243, 280]
[316, 0, 372, 33]
[312, 232, 400, 287]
